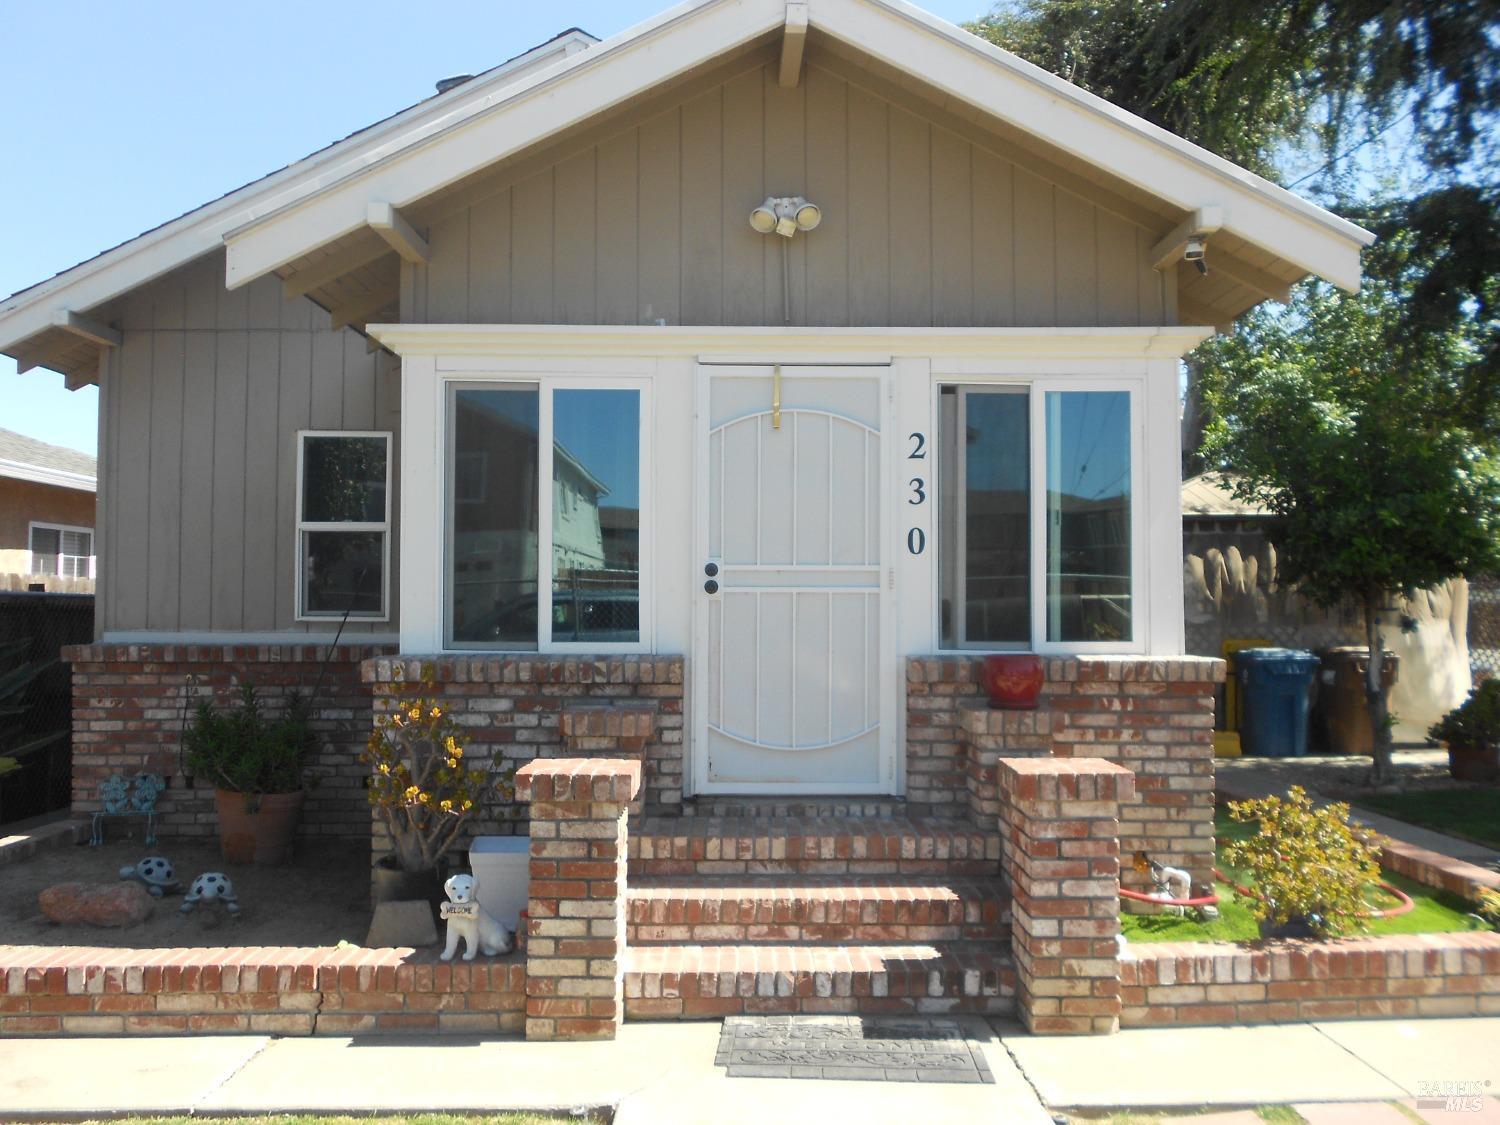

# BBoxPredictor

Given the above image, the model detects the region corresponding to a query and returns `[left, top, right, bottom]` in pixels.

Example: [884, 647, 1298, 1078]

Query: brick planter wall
[64, 644, 394, 841]
[1121, 932, 1500, 1026]
[0, 946, 525, 1036]
[363, 656, 683, 857]
[909, 656, 1223, 888]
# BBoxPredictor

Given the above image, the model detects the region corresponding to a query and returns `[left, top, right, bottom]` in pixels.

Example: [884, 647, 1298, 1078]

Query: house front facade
[1, 0, 1373, 1035]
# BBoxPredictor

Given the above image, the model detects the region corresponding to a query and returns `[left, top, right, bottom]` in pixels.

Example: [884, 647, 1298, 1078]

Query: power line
[1285, 107, 1418, 189]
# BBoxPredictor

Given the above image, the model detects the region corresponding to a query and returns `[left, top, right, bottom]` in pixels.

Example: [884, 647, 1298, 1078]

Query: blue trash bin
[1235, 648, 1320, 758]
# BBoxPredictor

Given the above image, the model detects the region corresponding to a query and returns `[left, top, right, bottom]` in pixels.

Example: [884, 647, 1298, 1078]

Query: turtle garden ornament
[119, 856, 182, 897]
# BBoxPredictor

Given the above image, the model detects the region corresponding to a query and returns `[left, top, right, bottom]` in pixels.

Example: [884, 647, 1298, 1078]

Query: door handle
[704, 562, 719, 577]
[704, 579, 720, 595]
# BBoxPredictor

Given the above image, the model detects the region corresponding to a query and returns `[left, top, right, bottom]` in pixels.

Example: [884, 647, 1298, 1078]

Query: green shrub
[1429, 680, 1500, 751]
[1222, 786, 1384, 938]
[184, 685, 316, 796]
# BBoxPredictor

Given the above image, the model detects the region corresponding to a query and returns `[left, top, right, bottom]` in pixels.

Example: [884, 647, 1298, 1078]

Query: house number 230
[906, 432, 926, 554]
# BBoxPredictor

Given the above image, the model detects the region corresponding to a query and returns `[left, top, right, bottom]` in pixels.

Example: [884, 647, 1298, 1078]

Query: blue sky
[0, 0, 993, 456]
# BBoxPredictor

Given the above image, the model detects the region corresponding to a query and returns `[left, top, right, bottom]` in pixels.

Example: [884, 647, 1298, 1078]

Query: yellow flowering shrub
[1222, 786, 1383, 938]
[1477, 888, 1500, 930]
[364, 675, 515, 873]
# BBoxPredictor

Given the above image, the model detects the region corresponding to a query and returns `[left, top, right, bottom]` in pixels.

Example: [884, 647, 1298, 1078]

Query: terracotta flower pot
[981, 653, 1045, 710]
[214, 788, 305, 866]
[1447, 742, 1500, 784]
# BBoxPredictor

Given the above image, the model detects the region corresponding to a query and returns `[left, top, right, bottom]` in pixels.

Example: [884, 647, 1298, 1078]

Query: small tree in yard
[1200, 279, 1500, 785]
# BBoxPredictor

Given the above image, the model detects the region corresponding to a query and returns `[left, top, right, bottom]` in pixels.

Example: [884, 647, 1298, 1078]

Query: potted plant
[364, 690, 514, 911]
[1429, 681, 1500, 783]
[183, 685, 316, 865]
[1222, 786, 1384, 938]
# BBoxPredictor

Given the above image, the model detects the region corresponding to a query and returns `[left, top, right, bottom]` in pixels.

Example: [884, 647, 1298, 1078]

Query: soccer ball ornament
[179, 871, 240, 915]
[118, 856, 182, 897]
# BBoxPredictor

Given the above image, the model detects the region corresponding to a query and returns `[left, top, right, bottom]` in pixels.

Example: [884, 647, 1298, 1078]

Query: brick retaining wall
[64, 644, 394, 841]
[1120, 932, 1500, 1026]
[0, 946, 525, 1036]
[908, 656, 1223, 888]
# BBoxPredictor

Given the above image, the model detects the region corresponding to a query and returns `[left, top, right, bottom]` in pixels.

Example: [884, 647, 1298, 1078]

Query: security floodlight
[749, 196, 822, 239]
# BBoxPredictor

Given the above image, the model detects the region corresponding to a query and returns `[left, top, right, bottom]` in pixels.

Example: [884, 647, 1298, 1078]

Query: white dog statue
[439, 872, 513, 961]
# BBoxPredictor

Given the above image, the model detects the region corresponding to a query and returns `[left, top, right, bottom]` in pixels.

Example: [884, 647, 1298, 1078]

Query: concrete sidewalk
[1, 1016, 1496, 1121]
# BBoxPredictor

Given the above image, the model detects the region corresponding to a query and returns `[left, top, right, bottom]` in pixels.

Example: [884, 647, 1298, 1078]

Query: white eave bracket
[366, 202, 430, 264]
[1152, 206, 1294, 306]
[780, 1, 809, 88]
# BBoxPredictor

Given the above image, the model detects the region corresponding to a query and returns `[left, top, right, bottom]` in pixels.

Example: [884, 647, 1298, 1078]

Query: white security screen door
[694, 364, 894, 793]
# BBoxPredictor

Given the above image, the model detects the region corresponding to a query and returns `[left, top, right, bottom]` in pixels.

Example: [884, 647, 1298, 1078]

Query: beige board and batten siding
[404, 52, 1170, 328]
[97, 251, 399, 637]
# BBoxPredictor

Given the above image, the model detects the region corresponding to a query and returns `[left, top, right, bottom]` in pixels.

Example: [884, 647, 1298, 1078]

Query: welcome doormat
[714, 1015, 995, 1083]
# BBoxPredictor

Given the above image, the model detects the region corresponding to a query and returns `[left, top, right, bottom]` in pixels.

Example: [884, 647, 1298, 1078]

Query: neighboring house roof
[0, 427, 97, 493]
[0, 0, 1373, 386]
[1181, 472, 1269, 519]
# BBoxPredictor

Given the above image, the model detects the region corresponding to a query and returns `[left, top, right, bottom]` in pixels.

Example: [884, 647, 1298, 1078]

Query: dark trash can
[1316, 646, 1399, 756]
[1236, 648, 1320, 758]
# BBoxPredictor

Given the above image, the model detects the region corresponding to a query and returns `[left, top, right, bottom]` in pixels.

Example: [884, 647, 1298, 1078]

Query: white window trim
[928, 376, 1148, 657]
[27, 520, 95, 580]
[441, 373, 653, 655]
[294, 430, 392, 622]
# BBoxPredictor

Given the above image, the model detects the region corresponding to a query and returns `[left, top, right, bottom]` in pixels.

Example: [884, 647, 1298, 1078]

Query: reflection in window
[450, 387, 540, 646]
[1045, 391, 1131, 642]
[552, 389, 640, 643]
[296, 433, 389, 618]
[938, 387, 1029, 647]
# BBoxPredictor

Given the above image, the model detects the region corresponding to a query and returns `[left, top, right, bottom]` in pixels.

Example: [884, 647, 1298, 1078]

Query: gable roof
[0, 0, 1372, 385]
[0, 428, 97, 492]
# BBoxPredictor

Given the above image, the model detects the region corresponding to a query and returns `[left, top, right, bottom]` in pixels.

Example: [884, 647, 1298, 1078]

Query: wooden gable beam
[1207, 256, 1295, 305]
[367, 202, 430, 264]
[282, 240, 392, 300]
[779, 1, 809, 88]
[51, 309, 121, 350]
[328, 287, 398, 332]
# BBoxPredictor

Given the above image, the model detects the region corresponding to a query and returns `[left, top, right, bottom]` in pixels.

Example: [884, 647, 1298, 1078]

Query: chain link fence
[0, 592, 94, 826]
[1471, 575, 1499, 684]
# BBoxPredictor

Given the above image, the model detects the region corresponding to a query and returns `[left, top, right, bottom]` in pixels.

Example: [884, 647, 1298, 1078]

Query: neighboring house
[0, 428, 96, 592]
[1182, 471, 1471, 740]
[0, 0, 1375, 1030]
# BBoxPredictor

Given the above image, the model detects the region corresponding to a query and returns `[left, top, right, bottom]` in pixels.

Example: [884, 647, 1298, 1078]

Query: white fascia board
[0, 31, 596, 354]
[0, 459, 97, 492]
[366, 323, 1215, 360]
[224, 0, 783, 287]
[828, 0, 1372, 292]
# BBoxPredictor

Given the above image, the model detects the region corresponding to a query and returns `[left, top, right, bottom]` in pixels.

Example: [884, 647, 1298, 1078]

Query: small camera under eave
[1184, 238, 1209, 275]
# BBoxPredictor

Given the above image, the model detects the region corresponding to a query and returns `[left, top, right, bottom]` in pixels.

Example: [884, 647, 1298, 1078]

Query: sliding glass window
[447, 382, 643, 650]
[1044, 390, 1132, 643]
[937, 383, 1136, 651]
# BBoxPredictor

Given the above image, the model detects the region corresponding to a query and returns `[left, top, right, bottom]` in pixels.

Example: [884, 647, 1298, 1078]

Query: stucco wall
[0, 476, 95, 577]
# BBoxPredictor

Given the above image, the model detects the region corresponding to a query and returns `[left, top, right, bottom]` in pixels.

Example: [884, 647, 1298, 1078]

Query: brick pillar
[998, 756, 1134, 1035]
[557, 702, 658, 815]
[959, 702, 1051, 824]
[515, 758, 641, 1042]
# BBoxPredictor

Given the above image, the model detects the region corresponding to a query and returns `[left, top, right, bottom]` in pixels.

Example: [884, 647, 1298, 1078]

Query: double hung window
[938, 383, 1138, 650]
[29, 523, 93, 580]
[295, 432, 391, 620]
[446, 381, 645, 651]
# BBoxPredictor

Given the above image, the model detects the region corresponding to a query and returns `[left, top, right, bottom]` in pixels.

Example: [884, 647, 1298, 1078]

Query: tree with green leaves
[1198, 280, 1500, 782]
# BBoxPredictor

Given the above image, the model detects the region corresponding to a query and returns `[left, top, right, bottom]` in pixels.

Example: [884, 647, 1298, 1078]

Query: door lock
[704, 562, 720, 577]
[704, 579, 720, 595]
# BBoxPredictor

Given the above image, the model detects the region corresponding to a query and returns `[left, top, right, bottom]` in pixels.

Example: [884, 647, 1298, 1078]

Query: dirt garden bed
[0, 835, 372, 948]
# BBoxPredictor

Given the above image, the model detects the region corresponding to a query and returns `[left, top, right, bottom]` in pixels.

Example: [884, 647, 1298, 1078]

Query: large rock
[365, 899, 438, 948]
[39, 881, 154, 927]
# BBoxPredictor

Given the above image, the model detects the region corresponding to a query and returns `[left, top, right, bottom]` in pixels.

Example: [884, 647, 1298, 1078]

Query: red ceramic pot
[981, 653, 1045, 710]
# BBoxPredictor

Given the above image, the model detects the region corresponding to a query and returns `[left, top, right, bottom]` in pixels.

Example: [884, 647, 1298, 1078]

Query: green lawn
[1354, 787, 1500, 851]
[1120, 809, 1484, 944]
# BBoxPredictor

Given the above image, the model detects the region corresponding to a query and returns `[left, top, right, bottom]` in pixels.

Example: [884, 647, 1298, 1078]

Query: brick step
[623, 942, 1016, 1019]
[626, 875, 1011, 944]
[627, 815, 1002, 877]
[681, 796, 909, 819]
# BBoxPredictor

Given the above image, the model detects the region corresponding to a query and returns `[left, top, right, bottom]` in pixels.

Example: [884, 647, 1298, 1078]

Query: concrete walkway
[1216, 752, 1500, 870]
[1, 1016, 1497, 1121]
